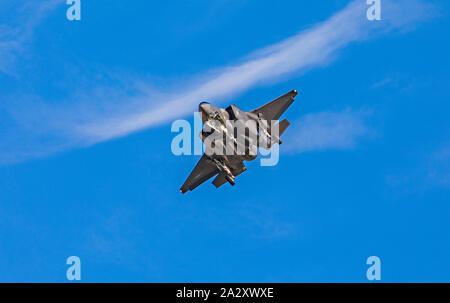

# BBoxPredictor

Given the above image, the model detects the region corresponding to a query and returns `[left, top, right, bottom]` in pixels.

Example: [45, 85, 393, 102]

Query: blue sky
[0, 0, 449, 282]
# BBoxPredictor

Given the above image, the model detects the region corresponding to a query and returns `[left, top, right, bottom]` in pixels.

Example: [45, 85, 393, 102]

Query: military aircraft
[180, 89, 298, 193]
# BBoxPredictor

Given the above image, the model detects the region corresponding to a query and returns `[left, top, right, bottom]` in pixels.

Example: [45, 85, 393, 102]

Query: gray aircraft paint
[180, 90, 298, 193]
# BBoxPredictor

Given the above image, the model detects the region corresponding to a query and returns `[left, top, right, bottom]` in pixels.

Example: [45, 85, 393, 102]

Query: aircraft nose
[198, 102, 211, 122]
[198, 101, 210, 111]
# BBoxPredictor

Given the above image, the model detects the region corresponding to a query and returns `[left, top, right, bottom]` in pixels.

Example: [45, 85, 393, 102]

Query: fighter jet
[180, 89, 298, 193]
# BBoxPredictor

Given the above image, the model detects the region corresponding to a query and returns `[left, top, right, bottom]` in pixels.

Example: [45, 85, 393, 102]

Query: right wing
[250, 89, 297, 121]
[180, 154, 219, 194]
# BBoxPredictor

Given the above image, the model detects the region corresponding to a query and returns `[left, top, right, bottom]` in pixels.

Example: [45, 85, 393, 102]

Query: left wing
[180, 154, 219, 194]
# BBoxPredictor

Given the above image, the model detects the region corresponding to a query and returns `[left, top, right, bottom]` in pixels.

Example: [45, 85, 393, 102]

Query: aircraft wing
[250, 89, 298, 121]
[180, 154, 219, 194]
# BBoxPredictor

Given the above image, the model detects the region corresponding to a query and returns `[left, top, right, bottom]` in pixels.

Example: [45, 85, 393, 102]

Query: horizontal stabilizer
[263, 119, 290, 147]
[277, 119, 290, 137]
[212, 172, 228, 188]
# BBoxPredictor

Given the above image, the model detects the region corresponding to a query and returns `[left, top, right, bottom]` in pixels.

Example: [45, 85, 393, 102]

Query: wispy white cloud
[0, 0, 434, 164]
[77, 0, 433, 143]
[385, 145, 450, 192]
[427, 146, 450, 188]
[0, 0, 63, 74]
[284, 109, 372, 153]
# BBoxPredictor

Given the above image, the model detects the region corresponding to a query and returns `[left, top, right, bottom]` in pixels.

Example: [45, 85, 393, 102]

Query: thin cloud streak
[0, 0, 63, 74]
[0, 0, 434, 164]
[284, 109, 371, 153]
[427, 146, 450, 188]
[76, 0, 431, 142]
